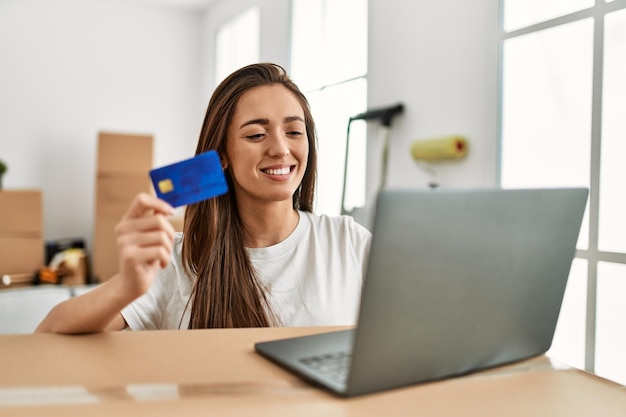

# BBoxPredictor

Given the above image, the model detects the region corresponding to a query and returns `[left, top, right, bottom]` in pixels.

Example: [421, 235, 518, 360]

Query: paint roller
[410, 135, 468, 190]
[410, 135, 468, 162]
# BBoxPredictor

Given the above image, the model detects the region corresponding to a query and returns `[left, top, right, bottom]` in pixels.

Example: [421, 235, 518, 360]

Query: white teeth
[264, 167, 290, 175]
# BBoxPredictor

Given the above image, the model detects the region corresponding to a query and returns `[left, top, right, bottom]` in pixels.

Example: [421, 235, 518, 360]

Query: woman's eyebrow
[239, 116, 304, 129]
[284, 116, 305, 123]
[240, 118, 269, 129]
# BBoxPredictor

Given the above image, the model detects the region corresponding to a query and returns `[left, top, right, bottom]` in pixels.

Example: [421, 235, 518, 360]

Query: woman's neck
[238, 201, 300, 248]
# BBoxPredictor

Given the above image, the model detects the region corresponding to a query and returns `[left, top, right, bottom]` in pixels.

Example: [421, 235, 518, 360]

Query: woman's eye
[287, 131, 303, 137]
[246, 133, 265, 140]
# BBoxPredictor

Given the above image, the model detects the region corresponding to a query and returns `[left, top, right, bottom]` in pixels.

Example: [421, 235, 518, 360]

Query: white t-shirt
[121, 211, 372, 330]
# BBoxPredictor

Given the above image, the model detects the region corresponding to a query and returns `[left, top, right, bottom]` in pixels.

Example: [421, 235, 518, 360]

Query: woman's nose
[267, 132, 290, 158]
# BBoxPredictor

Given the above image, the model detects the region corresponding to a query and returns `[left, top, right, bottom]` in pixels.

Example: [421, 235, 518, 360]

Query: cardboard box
[0, 190, 43, 278]
[0, 237, 42, 276]
[92, 215, 120, 283]
[95, 173, 154, 217]
[1, 327, 626, 415]
[93, 132, 154, 282]
[0, 190, 43, 235]
[97, 132, 153, 174]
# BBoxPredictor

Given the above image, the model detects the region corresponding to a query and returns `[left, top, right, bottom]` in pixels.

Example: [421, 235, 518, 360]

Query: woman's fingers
[122, 192, 175, 221]
[117, 229, 174, 254]
[113, 193, 178, 297]
[115, 214, 176, 244]
[115, 217, 176, 266]
[118, 243, 172, 273]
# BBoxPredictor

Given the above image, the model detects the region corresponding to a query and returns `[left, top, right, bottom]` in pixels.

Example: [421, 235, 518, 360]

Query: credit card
[149, 150, 228, 207]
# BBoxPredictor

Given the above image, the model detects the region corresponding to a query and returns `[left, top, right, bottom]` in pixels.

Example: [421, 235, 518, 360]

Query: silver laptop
[255, 187, 589, 397]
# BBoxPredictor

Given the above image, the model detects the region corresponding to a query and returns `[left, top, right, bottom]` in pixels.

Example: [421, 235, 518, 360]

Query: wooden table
[1, 326, 625, 416]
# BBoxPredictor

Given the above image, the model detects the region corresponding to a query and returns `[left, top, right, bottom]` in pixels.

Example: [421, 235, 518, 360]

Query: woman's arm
[35, 276, 131, 333]
[35, 193, 175, 334]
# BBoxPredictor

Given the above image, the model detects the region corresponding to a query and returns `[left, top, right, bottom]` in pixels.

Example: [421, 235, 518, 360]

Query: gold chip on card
[157, 179, 174, 194]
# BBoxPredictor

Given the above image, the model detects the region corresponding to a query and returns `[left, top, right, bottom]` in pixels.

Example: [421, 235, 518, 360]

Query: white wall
[367, 0, 499, 196]
[0, 0, 204, 252]
[199, 0, 291, 99]
[199, 0, 500, 228]
[0, 0, 499, 254]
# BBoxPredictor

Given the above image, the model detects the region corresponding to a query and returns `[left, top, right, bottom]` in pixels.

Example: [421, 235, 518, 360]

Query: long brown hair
[182, 63, 318, 328]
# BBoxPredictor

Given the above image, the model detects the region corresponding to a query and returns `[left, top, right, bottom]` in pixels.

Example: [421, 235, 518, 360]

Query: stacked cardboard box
[92, 132, 153, 282]
[0, 190, 43, 288]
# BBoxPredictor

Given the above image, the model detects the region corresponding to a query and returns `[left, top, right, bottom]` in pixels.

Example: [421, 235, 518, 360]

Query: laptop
[255, 187, 589, 397]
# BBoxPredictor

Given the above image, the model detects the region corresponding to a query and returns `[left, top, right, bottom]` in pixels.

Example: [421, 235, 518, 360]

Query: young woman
[36, 63, 372, 333]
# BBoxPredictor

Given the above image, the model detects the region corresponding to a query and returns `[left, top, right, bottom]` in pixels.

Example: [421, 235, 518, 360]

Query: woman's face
[225, 84, 309, 208]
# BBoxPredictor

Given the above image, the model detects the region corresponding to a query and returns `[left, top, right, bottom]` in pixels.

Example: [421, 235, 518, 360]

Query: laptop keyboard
[298, 351, 352, 384]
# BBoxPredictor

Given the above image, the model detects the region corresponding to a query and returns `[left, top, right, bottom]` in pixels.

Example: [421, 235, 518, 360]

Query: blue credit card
[149, 150, 228, 207]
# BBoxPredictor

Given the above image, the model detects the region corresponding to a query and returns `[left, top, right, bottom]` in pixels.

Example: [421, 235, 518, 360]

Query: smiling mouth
[262, 166, 293, 175]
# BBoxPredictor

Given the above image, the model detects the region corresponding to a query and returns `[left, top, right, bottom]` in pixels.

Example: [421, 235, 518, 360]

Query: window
[215, 7, 260, 85]
[599, 8, 626, 254]
[290, 0, 368, 216]
[503, 0, 594, 32]
[499, 0, 626, 385]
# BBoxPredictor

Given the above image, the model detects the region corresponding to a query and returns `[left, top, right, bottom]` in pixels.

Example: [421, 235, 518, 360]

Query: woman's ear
[220, 156, 228, 171]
